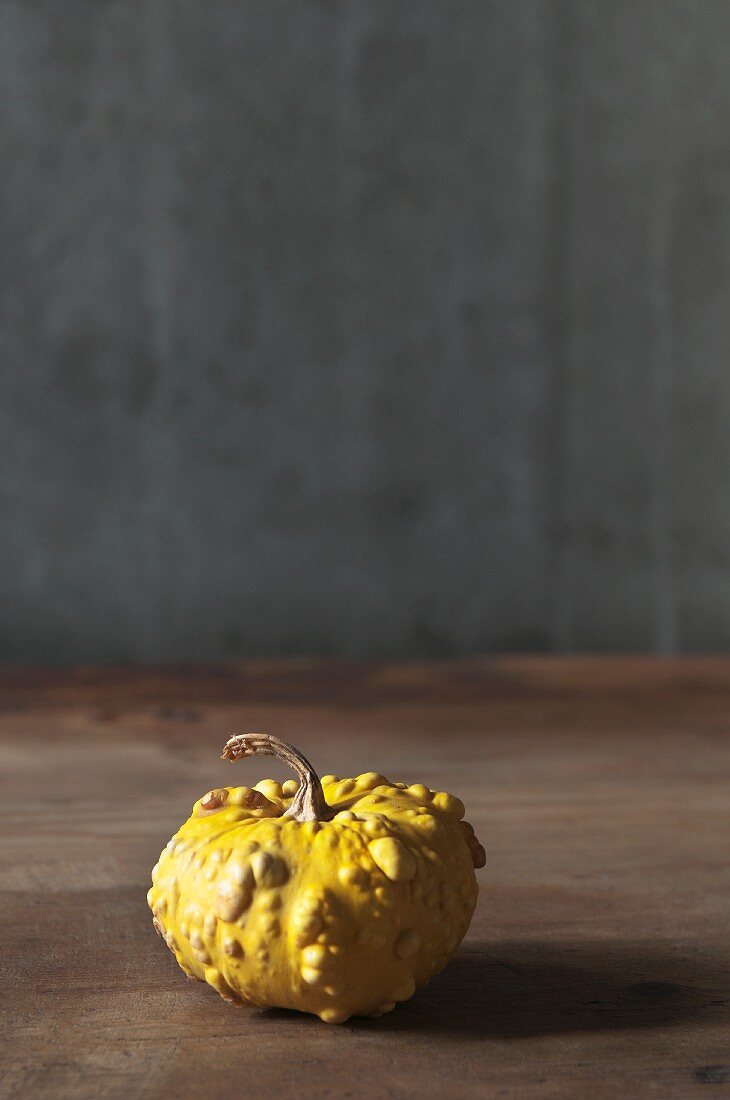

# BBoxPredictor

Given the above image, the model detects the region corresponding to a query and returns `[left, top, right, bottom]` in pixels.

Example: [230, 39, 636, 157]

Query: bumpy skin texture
[148, 767, 485, 1024]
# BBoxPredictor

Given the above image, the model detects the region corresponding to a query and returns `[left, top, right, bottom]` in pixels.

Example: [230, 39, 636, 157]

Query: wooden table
[2, 658, 729, 1099]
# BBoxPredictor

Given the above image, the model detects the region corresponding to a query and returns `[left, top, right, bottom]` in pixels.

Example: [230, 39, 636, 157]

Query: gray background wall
[2, 1, 729, 664]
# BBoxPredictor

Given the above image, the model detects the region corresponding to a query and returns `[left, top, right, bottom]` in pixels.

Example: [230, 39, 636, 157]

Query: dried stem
[221, 733, 334, 823]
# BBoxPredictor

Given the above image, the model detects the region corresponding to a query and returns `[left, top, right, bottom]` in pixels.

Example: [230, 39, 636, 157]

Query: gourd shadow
[352, 940, 730, 1039]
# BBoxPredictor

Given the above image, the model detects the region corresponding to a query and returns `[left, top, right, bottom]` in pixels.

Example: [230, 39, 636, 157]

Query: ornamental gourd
[148, 733, 485, 1024]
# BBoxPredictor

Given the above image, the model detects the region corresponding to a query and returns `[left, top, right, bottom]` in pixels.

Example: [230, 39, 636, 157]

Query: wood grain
[1, 657, 729, 1099]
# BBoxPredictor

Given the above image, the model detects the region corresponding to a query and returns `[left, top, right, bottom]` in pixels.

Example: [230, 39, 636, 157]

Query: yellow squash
[148, 733, 485, 1023]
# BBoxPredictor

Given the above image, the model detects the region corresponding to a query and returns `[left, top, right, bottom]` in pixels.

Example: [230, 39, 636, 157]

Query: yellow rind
[148, 773, 481, 1023]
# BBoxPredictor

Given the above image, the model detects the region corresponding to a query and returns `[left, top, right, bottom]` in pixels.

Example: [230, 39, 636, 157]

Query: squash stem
[221, 733, 334, 823]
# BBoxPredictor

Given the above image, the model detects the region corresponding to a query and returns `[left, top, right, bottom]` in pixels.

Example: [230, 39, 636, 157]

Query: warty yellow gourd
[148, 733, 485, 1023]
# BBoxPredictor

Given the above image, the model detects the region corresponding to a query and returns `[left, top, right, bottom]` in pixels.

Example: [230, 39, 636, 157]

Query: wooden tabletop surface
[2, 657, 729, 1099]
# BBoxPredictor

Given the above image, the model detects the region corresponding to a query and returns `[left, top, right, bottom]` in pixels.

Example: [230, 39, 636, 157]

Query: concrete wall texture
[2, 2, 730, 663]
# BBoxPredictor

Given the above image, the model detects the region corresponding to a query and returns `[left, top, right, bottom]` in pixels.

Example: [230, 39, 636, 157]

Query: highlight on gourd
[148, 733, 485, 1024]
